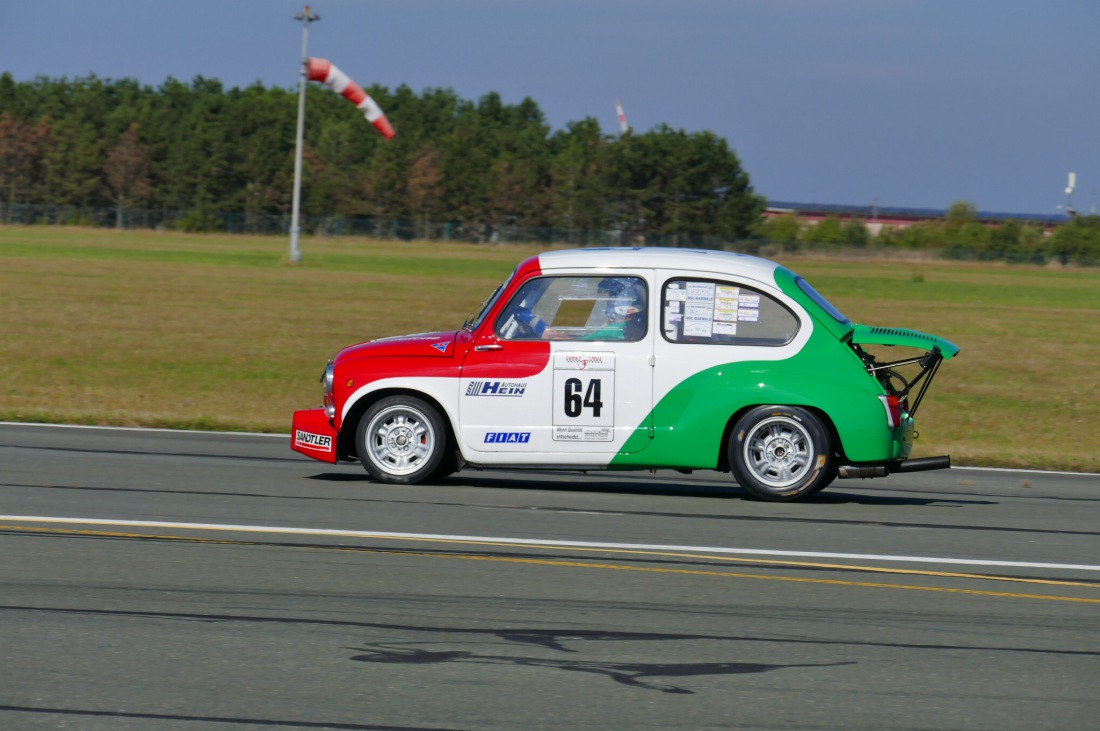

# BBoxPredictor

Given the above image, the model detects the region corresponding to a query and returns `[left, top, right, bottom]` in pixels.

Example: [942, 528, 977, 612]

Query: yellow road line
[352, 534, 1100, 589]
[4, 524, 1099, 604]
[4, 520, 1096, 587]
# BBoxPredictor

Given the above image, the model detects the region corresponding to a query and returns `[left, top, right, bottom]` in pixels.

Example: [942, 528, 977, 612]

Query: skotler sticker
[466, 381, 527, 397]
[484, 432, 531, 443]
[294, 430, 333, 452]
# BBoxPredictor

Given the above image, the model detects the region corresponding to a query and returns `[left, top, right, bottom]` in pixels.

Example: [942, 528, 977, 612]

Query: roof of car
[536, 247, 783, 283]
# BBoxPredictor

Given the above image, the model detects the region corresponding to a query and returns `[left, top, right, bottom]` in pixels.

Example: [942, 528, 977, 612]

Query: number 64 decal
[553, 372, 615, 426]
[564, 377, 603, 417]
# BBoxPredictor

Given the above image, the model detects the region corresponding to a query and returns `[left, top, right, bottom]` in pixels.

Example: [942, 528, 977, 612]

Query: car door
[641, 269, 812, 468]
[458, 270, 655, 466]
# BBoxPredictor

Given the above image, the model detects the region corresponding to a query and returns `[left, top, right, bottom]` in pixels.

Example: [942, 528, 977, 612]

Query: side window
[661, 278, 798, 346]
[497, 276, 648, 342]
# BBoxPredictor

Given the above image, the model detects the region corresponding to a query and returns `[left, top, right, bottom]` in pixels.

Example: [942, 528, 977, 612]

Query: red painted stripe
[342, 82, 366, 107]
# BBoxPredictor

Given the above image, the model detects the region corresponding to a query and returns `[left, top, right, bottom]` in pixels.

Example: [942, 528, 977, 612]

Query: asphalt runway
[2, 423, 1098, 731]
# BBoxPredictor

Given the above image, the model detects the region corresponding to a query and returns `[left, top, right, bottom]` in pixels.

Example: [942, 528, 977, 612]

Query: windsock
[307, 57, 395, 140]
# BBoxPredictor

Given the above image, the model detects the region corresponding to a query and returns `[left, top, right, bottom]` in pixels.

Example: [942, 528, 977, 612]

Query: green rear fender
[614, 331, 895, 468]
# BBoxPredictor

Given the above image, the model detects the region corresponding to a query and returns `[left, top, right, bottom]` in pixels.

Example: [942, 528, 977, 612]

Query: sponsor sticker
[553, 426, 614, 442]
[553, 352, 615, 371]
[431, 341, 450, 353]
[466, 381, 527, 397]
[686, 281, 716, 303]
[484, 432, 532, 444]
[684, 320, 713, 337]
[714, 285, 740, 321]
[737, 308, 760, 322]
[685, 304, 713, 320]
[295, 430, 333, 452]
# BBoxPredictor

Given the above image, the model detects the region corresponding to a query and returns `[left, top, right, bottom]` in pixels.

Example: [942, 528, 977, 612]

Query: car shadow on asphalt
[306, 470, 995, 506]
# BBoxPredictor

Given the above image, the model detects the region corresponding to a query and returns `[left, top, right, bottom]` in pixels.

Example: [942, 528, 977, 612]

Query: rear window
[796, 277, 851, 325]
[661, 279, 798, 346]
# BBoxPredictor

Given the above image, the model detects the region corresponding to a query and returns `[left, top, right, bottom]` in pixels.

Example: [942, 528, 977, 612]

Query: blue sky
[4, 0, 1098, 215]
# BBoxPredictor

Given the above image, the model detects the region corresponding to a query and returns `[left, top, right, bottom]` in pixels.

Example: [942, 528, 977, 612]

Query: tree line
[758, 202, 1100, 266]
[0, 72, 763, 241]
[2, 72, 1096, 264]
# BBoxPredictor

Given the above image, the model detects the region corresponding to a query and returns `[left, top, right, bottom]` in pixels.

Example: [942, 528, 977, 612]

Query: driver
[588, 277, 647, 340]
[516, 277, 647, 341]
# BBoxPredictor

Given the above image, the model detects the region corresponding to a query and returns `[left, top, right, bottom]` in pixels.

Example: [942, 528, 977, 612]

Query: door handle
[475, 344, 504, 352]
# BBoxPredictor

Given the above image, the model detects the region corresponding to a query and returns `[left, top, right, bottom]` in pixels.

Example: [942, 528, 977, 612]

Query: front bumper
[291, 408, 340, 464]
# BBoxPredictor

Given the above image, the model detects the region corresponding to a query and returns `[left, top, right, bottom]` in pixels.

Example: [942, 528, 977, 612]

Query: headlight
[321, 361, 335, 418]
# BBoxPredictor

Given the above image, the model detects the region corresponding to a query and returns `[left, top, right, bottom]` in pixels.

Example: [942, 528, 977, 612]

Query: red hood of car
[337, 331, 460, 361]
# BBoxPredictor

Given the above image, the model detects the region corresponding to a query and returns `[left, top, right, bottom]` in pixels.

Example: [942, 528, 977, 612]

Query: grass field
[2, 226, 1097, 472]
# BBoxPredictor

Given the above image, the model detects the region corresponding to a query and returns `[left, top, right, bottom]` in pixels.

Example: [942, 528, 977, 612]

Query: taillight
[879, 394, 902, 428]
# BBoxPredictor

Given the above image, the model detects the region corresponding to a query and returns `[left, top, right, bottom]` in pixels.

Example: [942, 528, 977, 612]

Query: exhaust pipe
[838, 465, 888, 479]
[837, 455, 951, 479]
[889, 455, 951, 473]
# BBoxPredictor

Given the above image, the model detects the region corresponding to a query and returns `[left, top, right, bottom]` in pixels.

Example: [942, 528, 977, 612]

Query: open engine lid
[850, 324, 960, 359]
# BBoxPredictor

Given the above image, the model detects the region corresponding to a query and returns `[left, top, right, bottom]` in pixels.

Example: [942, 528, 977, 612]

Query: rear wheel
[807, 463, 838, 495]
[357, 396, 447, 484]
[729, 406, 832, 502]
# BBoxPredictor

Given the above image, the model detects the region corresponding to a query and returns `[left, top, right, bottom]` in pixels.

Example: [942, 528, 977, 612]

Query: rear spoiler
[849, 325, 960, 359]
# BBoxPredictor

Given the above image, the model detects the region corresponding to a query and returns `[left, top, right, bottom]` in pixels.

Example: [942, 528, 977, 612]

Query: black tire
[729, 406, 833, 502]
[356, 396, 447, 484]
[807, 463, 838, 495]
[429, 448, 459, 481]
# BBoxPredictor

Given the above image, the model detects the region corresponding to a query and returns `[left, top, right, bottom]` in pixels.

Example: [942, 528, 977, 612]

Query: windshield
[796, 276, 851, 325]
[462, 274, 513, 332]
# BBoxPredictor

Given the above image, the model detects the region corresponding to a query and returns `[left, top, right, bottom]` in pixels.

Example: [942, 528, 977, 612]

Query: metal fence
[0, 202, 756, 250]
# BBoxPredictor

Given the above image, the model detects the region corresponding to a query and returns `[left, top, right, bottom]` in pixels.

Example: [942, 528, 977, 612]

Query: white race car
[292, 248, 958, 501]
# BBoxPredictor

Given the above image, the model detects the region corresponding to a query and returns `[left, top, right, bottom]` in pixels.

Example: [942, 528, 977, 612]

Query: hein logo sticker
[484, 432, 531, 443]
[295, 430, 333, 451]
[466, 381, 527, 397]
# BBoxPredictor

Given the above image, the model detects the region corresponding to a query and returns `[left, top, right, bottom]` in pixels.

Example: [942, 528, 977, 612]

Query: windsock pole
[289, 6, 319, 265]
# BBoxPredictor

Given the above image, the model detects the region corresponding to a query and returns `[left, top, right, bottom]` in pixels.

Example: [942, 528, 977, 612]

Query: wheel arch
[339, 387, 459, 463]
[716, 402, 846, 472]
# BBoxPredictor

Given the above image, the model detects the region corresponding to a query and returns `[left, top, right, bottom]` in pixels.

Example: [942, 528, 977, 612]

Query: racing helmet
[598, 278, 646, 322]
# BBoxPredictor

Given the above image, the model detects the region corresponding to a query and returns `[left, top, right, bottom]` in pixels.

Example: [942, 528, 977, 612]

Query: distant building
[764, 201, 1068, 236]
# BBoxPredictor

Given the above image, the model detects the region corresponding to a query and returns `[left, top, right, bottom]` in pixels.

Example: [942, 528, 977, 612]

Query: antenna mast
[289, 5, 321, 265]
[1064, 172, 1077, 217]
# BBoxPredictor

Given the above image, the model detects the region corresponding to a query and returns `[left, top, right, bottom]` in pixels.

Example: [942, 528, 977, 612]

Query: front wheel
[357, 396, 447, 484]
[729, 406, 832, 502]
